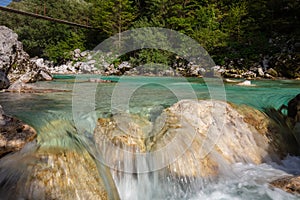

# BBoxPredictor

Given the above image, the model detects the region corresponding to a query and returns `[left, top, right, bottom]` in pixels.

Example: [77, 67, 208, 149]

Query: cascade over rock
[94, 100, 290, 178]
[149, 100, 283, 177]
[0, 149, 120, 200]
[94, 113, 152, 175]
[0, 120, 120, 200]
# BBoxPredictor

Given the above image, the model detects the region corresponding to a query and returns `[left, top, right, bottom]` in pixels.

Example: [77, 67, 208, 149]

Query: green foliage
[90, 0, 137, 35]
[0, 0, 94, 63]
[44, 31, 86, 63]
[192, 28, 228, 52]
[129, 49, 172, 67]
[223, 1, 248, 41]
[0, 0, 298, 76]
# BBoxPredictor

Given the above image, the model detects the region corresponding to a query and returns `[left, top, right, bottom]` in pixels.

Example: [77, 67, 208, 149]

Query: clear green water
[0, 75, 299, 130]
[0, 75, 300, 200]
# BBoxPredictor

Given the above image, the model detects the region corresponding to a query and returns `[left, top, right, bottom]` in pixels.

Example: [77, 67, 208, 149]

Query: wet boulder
[148, 100, 281, 178]
[0, 105, 37, 158]
[94, 100, 288, 178]
[0, 149, 120, 200]
[0, 120, 120, 200]
[270, 176, 300, 195]
[94, 113, 152, 174]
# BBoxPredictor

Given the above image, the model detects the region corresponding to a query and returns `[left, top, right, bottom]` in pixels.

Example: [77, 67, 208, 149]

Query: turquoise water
[0, 75, 300, 200]
[0, 75, 299, 128]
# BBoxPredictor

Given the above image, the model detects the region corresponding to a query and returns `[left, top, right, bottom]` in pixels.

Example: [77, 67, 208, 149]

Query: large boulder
[0, 26, 36, 82]
[0, 26, 52, 89]
[0, 149, 120, 200]
[94, 100, 291, 178]
[148, 100, 284, 177]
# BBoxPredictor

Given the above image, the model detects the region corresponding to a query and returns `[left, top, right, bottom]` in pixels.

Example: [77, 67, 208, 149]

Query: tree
[0, 0, 95, 63]
[90, 0, 137, 48]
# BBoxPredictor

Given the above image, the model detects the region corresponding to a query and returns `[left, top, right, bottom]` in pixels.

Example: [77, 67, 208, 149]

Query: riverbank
[1, 26, 299, 93]
[32, 47, 300, 80]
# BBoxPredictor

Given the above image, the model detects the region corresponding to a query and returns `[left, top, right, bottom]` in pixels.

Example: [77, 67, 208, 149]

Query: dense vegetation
[0, 0, 299, 76]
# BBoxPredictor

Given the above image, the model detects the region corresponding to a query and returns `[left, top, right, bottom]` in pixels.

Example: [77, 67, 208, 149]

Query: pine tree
[91, 0, 137, 48]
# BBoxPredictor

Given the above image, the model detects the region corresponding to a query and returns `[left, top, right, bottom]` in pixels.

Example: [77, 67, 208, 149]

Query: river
[0, 75, 299, 199]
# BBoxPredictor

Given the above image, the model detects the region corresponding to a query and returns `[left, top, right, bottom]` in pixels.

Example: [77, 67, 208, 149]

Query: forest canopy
[0, 0, 299, 72]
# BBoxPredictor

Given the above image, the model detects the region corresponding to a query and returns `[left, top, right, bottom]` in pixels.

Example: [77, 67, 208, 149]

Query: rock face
[0, 105, 37, 158]
[0, 26, 34, 82]
[94, 100, 288, 178]
[270, 176, 300, 195]
[0, 26, 53, 90]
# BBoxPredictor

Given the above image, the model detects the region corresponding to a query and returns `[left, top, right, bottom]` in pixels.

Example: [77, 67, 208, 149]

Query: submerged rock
[236, 80, 253, 86]
[0, 105, 37, 158]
